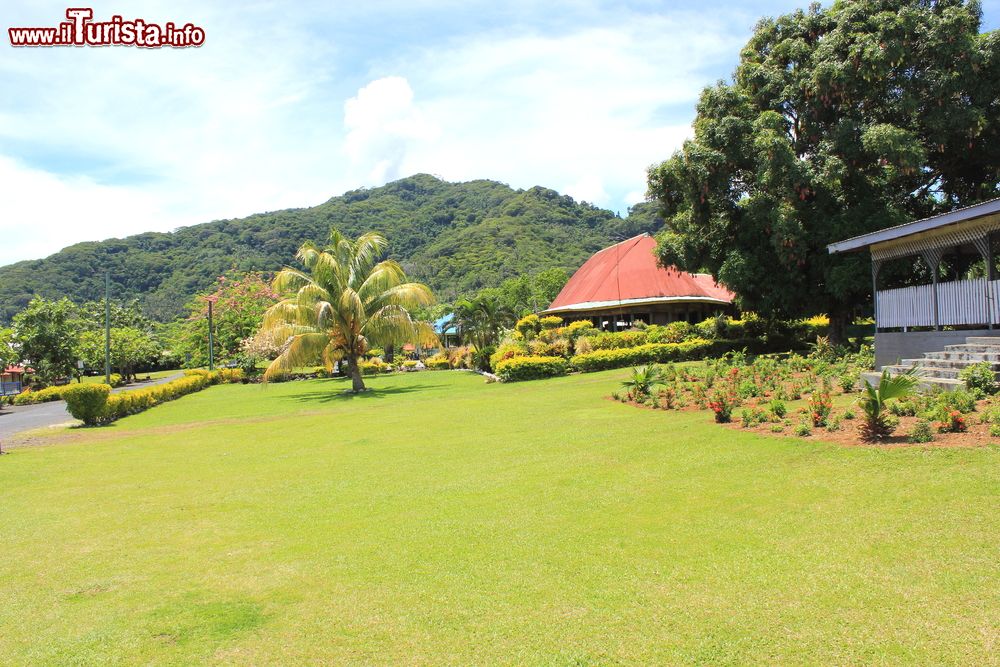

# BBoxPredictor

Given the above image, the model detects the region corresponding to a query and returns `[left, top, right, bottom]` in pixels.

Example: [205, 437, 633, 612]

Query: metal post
[921, 249, 943, 331]
[104, 272, 111, 384]
[871, 258, 881, 331]
[974, 234, 994, 329]
[207, 300, 215, 371]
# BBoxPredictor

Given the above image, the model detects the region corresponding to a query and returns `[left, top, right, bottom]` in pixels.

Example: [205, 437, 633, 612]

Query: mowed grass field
[1, 370, 998, 665]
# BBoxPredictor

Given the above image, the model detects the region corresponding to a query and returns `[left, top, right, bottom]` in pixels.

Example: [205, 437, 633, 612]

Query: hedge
[495, 355, 569, 382]
[570, 338, 714, 372]
[12, 385, 63, 405]
[66, 369, 240, 426]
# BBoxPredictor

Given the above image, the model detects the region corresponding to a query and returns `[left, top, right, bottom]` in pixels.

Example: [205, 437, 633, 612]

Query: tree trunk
[385, 344, 394, 363]
[828, 309, 850, 346]
[349, 355, 366, 392]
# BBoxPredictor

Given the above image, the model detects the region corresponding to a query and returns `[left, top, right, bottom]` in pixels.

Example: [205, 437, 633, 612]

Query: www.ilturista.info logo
[9, 8, 205, 48]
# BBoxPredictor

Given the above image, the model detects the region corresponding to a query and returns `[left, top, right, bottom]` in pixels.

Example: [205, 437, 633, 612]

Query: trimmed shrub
[539, 315, 563, 330]
[490, 341, 529, 369]
[108, 373, 124, 387]
[587, 330, 648, 351]
[359, 360, 390, 375]
[495, 355, 568, 382]
[570, 338, 713, 372]
[564, 320, 598, 340]
[62, 384, 111, 426]
[647, 321, 693, 344]
[515, 314, 541, 338]
[426, 355, 451, 370]
[218, 368, 244, 383]
[12, 385, 63, 405]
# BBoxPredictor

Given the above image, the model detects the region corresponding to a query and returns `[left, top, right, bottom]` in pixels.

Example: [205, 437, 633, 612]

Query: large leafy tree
[647, 0, 1000, 339]
[76, 327, 162, 382]
[78, 298, 154, 333]
[0, 327, 16, 370]
[11, 297, 80, 383]
[258, 229, 437, 392]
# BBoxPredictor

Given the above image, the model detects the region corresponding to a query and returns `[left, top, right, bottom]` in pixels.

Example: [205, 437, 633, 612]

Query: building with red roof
[1, 365, 26, 396]
[543, 234, 735, 329]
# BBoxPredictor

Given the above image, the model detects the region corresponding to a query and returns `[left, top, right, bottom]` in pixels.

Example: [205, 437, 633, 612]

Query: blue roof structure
[434, 313, 458, 335]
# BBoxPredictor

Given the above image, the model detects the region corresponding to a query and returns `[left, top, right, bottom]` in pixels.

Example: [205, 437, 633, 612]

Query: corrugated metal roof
[544, 234, 734, 313]
[827, 196, 1000, 254]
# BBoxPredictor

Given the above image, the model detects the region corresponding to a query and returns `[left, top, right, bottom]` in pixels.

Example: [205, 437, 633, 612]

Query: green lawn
[1, 370, 997, 664]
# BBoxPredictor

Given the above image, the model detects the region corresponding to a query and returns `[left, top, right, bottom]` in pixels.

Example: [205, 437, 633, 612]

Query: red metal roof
[546, 234, 734, 312]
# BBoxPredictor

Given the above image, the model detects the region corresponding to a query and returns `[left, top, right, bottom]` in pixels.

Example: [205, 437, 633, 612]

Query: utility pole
[104, 272, 111, 384]
[207, 299, 215, 371]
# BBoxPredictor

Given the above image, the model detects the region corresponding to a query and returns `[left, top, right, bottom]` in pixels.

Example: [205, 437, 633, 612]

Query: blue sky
[2, 0, 998, 266]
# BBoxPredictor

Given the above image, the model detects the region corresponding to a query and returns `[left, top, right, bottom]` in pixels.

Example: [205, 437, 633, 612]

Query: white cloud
[343, 76, 439, 184]
[0, 155, 174, 265]
[0, 1, 766, 265]
[360, 13, 746, 209]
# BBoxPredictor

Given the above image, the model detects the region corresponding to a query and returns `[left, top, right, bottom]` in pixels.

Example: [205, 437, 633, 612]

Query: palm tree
[621, 364, 667, 400]
[858, 368, 920, 440]
[258, 229, 437, 392]
[450, 293, 514, 352]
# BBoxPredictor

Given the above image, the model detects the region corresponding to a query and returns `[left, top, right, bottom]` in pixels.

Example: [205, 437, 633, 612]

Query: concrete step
[964, 336, 1000, 347]
[883, 364, 962, 380]
[944, 343, 1000, 354]
[924, 350, 1000, 362]
[901, 357, 1000, 371]
[862, 370, 965, 392]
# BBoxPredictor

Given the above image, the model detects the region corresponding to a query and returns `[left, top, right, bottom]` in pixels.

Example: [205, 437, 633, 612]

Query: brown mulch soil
[727, 413, 997, 448]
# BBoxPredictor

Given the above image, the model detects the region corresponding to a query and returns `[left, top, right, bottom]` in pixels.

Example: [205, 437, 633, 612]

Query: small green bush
[768, 399, 787, 419]
[908, 419, 935, 443]
[495, 356, 568, 382]
[959, 361, 998, 397]
[539, 316, 563, 330]
[990, 423, 1000, 437]
[62, 384, 111, 426]
[108, 373, 124, 388]
[794, 422, 811, 437]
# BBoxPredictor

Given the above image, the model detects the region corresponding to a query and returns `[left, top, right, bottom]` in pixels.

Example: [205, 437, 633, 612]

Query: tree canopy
[11, 297, 80, 383]
[647, 0, 1000, 335]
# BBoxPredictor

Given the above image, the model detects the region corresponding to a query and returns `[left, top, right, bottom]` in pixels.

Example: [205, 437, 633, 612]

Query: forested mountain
[0, 174, 662, 322]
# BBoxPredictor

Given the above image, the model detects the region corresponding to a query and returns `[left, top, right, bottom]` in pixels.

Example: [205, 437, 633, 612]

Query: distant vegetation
[0, 174, 662, 322]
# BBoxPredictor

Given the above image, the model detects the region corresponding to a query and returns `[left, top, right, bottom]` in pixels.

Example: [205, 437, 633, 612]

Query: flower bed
[606, 348, 998, 446]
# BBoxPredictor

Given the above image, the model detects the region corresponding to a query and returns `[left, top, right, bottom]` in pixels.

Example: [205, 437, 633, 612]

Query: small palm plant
[858, 368, 920, 441]
[621, 365, 666, 401]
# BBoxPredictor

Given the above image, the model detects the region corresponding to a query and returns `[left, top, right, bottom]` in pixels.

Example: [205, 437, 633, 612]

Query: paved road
[0, 373, 183, 440]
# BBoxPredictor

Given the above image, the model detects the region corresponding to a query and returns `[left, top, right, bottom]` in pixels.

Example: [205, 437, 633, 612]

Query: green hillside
[0, 174, 660, 322]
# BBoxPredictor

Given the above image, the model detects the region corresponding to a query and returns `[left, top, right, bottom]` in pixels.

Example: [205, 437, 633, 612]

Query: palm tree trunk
[348, 354, 366, 392]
